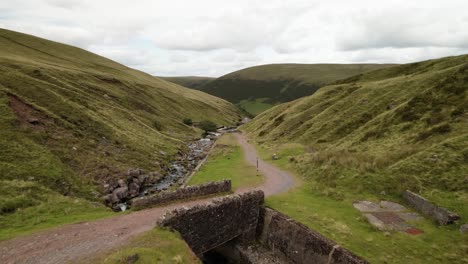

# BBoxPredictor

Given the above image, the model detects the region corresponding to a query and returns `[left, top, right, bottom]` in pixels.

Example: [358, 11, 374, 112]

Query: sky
[1, 0, 467, 77]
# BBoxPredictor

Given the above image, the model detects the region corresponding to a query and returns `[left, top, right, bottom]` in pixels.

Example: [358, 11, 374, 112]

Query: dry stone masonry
[130, 180, 231, 209]
[257, 208, 368, 264]
[159, 191, 368, 264]
[159, 190, 264, 256]
[403, 190, 460, 225]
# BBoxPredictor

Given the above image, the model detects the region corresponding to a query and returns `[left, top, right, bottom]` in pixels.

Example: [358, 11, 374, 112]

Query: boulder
[403, 190, 460, 225]
[103, 194, 113, 205]
[128, 182, 141, 198]
[111, 186, 128, 204]
[138, 174, 148, 185]
[127, 169, 138, 177]
[127, 168, 145, 177]
[460, 224, 468, 234]
[27, 117, 40, 125]
[147, 171, 164, 184]
[117, 179, 127, 188]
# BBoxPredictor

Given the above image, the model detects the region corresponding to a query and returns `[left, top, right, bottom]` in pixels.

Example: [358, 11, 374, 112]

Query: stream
[150, 137, 215, 192]
[106, 128, 236, 211]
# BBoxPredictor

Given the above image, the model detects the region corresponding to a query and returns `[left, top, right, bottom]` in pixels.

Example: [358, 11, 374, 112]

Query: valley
[180, 63, 394, 115]
[0, 25, 466, 264]
[0, 131, 294, 264]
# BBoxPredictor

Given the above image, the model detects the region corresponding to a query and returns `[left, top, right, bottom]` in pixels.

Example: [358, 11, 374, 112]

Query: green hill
[159, 76, 215, 90]
[244, 54, 467, 195]
[201, 63, 394, 115]
[243, 55, 468, 263]
[0, 28, 242, 236]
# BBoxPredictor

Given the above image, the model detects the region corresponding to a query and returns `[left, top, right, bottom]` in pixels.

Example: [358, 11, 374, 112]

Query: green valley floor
[0, 132, 293, 263]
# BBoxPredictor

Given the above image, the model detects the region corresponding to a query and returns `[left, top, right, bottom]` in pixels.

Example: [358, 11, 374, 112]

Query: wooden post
[256, 157, 258, 172]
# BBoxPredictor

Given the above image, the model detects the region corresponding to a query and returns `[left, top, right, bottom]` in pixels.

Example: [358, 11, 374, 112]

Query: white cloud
[0, 0, 467, 76]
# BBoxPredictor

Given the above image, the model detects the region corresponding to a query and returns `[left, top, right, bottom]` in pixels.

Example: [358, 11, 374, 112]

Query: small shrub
[451, 106, 464, 118]
[182, 118, 192, 126]
[273, 114, 285, 126]
[424, 112, 445, 125]
[153, 120, 163, 131]
[416, 123, 451, 141]
[199, 120, 217, 132]
[361, 128, 386, 141]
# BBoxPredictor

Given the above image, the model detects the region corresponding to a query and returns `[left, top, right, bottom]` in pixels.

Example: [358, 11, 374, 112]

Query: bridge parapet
[159, 190, 264, 255]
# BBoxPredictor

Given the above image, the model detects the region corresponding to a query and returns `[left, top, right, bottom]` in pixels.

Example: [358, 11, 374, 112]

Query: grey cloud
[337, 8, 468, 51]
[1, 0, 468, 76]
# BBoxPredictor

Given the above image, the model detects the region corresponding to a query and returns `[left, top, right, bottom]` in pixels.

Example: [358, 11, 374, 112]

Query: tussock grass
[0, 28, 242, 238]
[245, 54, 468, 193]
[244, 54, 468, 263]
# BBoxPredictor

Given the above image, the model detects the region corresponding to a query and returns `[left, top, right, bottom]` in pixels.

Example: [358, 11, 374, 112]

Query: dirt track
[0, 132, 295, 264]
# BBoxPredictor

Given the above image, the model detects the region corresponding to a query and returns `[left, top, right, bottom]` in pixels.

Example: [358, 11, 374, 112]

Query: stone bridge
[159, 191, 368, 264]
[159, 191, 263, 255]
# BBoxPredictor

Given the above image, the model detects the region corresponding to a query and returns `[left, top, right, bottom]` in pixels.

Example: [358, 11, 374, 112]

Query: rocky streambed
[103, 136, 217, 211]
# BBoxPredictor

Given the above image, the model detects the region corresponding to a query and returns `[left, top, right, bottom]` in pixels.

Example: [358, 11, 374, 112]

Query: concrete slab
[355, 200, 423, 234]
[353, 201, 382, 213]
[380, 201, 407, 212]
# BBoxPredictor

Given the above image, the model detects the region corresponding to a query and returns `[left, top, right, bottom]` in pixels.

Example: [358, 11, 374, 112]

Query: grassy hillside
[243, 54, 468, 263]
[201, 63, 393, 115]
[159, 76, 215, 90]
[0, 28, 242, 237]
[244, 54, 467, 194]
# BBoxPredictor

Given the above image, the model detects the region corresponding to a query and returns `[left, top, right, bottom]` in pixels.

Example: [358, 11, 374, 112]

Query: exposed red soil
[405, 228, 424, 235]
[371, 212, 405, 224]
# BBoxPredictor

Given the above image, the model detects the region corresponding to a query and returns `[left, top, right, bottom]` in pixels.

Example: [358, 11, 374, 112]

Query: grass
[0, 180, 114, 241]
[244, 54, 468, 193]
[200, 63, 394, 114]
[242, 55, 468, 263]
[92, 228, 200, 264]
[267, 184, 468, 264]
[0, 28, 242, 240]
[159, 76, 215, 90]
[253, 141, 468, 264]
[237, 98, 275, 115]
[188, 134, 263, 190]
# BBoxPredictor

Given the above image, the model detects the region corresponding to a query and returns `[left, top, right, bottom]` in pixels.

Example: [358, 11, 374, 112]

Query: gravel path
[0, 132, 295, 264]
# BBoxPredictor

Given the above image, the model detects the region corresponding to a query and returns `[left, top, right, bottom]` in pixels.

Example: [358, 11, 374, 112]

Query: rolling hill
[200, 63, 394, 115]
[0, 28, 242, 234]
[244, 54, 467, 194]
[242, 55, 468, 262]
[159, 76, 215, 90]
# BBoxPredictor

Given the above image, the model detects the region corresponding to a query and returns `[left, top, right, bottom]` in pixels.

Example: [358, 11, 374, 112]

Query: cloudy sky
[1, 0, 467, 77]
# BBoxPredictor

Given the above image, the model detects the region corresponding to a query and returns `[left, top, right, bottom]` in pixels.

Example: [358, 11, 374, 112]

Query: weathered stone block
[159, 191, 264, 255]
[403, 190, 460, 225]
[131, 180, 231, 209]
[258, 208, 368, 264]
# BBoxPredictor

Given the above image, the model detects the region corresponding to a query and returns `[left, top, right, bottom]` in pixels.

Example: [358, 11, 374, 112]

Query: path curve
[0, 132, 295, 264]
[234, 132, 295, 196]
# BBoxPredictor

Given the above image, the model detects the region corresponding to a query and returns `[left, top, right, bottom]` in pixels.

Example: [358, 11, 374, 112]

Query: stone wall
[257, 208, 368, 264]
[403, 190, 460, 225]
[131, 180, 231, 209]
[159, 190, 264, 255]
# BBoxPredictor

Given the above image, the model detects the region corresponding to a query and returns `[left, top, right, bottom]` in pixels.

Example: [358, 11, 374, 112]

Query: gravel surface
[0, 132, 295, 264]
